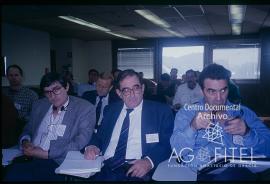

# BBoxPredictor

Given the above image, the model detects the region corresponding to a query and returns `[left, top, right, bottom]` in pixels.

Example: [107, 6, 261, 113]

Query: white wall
[86, 40, 112, 74]
[1, 23, 50, 86]
[1, 23, 112, 86]
[72, 39, 112, 83]
[72, 39, 89, 83]
[51, 37, 72, 72]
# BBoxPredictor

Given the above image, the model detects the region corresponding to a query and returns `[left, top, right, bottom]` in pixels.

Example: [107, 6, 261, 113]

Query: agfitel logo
[169, 121, 257, 167]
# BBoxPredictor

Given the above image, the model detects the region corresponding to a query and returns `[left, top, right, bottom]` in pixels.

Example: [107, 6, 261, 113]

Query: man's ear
[65, 82, 69, 92]
[141, 84, 145, 93]
[116, 89, 123, 99]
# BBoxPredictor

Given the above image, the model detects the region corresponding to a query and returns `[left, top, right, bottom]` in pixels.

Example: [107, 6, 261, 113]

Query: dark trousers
[197, 166, 257, 181]
[3, 158, 65, 181]
[89, 164, 152, 181]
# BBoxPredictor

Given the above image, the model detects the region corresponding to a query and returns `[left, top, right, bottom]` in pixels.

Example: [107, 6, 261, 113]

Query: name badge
[56, 124, 66, 137]
[146, 133, 159, 143]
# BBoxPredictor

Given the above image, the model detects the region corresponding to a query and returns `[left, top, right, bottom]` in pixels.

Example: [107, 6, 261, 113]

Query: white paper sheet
[55, 151, 103, 178]
[2, 147, 22, 166]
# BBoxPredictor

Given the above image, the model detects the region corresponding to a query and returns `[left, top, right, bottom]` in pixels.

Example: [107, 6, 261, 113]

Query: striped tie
[105, 108, 134, 170]
[95, 96, 104, 130]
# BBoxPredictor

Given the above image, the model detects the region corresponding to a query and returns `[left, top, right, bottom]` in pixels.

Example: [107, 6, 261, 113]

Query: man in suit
[83, 69, 174, 181]
[82, 72, 120, 132]
[5, 72, 96, 181]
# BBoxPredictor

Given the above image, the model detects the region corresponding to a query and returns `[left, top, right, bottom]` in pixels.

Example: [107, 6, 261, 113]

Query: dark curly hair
[199, 63, 231, 89]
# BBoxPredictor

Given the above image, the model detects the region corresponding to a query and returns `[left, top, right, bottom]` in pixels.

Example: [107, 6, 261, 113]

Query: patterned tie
[95, 96, 104, 129]
[105, 108, 134, 170]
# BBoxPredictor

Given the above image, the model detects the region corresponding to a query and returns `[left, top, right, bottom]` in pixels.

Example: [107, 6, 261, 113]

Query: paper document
[2, 147, 22, 166]
[55, 151, 103, 178]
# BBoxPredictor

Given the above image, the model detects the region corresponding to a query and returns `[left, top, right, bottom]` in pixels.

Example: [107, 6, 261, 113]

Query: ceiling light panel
[59, 16, 111, 32]
[228, 5, 246, 24]
[134, 9, 171, 28]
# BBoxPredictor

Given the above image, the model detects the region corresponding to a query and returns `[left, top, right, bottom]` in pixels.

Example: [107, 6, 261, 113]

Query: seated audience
[3, 65, 38, 126]
[4, 72, 96, 181]
[82, 72, 120, 132]
[156, 73, 175, 104]
[173, 69, 203, 111]
[181, 74, 186, 84]
[138, 72, 157, 100]
[170, 64, 270, 181]
[1, 94, 20, 148]
[83, 69, 174, 181]
[170, 68, 181, 87]
[77, 69, 99, 96]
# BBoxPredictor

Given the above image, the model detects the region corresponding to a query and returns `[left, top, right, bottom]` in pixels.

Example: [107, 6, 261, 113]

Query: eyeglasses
[44, 86, 62, 96]
[120, 84, 142, 96]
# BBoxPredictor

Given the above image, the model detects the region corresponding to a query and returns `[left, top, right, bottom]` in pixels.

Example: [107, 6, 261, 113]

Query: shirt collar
[63, 96, 70, 109]
[51, 96, 70, 112]
[97, 93, 109, 100]
[123, 99, 143, 114]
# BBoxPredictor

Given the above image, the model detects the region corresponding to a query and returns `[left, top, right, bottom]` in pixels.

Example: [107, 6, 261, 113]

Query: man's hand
[23, 146, 48, 159]
[191, 112, 211, 130]
[84, 145, 100, 160]
[224, 118, 249, 136]
[22, 140, 34, 150]
[126, 158, 152, 178]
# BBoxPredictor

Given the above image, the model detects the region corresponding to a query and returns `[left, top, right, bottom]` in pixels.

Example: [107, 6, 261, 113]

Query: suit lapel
[103, 102, 124, 152]
[61, 96, 73, 128]
[33, 99, 51, 138]
[141, 101, 150, 155]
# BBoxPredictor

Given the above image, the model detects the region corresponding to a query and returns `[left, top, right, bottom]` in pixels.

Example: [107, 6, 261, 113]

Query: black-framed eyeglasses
[120, 84, 142, 96]
[44, 86, 62, 96]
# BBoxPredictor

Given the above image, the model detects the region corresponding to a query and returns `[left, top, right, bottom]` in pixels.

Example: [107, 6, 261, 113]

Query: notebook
[55, 151, 104, 178]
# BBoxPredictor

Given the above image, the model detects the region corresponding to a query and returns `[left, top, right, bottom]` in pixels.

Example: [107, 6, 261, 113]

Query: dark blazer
[82, 89, 121, 106]
[85, 100, 174, 170]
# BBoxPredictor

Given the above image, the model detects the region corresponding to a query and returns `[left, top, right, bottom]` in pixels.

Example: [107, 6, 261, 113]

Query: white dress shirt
[173, 83, 203, 106]
[21, 98, 69, 151]
[104, 100, 143, 160]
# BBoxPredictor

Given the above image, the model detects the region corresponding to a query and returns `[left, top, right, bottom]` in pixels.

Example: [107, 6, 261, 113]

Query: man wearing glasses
[83, 69, 174, 181]
[5, 72, 96, 181]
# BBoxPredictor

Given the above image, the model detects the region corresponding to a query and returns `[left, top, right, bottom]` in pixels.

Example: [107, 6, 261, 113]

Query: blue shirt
[77, 83, 96, 96]
[170, 99, 270, 171]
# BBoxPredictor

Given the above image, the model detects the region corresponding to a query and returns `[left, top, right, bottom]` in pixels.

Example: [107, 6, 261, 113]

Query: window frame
[117, 47, 155, 79]
[161, 45, 205, 77]
[210, 40, 261, 83]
